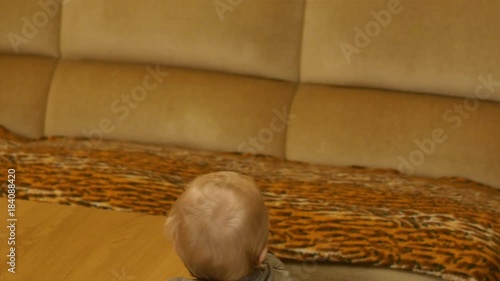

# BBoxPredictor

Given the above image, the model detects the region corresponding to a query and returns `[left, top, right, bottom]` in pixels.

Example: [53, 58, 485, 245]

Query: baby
[165, 171, 290, 281]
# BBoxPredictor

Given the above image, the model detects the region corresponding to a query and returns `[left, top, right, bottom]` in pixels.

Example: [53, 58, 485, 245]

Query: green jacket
[169, 254, 290, 281]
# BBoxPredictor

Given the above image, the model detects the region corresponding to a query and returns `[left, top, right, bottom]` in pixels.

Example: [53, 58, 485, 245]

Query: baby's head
[165, 172, 269, 281]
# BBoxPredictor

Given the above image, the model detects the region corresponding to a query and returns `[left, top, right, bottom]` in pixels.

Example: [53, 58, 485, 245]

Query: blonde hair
[165, 172, 269, 281]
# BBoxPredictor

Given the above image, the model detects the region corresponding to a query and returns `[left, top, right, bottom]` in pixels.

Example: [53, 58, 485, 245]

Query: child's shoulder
[168, 254, 289, 281]
[257, 253, 290, 281]
[264, 253, 286, 271]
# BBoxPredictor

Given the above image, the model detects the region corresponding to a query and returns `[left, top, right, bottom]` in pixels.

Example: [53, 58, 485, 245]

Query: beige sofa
[1, 0, 499, 280]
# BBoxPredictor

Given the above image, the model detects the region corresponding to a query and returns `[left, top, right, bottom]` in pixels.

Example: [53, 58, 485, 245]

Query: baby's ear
[258, 246, 268, 264]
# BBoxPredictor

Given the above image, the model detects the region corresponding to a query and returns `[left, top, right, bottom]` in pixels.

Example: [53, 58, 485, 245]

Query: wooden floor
[0, 199, 190, 281]
[0, 199, 446, 281]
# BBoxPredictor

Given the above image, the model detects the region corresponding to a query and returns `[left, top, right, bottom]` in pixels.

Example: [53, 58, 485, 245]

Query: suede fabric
[0, 55, 58, 138]
[44, 60, 295, 158]
[301, 0, 500, 102]
[284, 262, 441, 281]
[60, 0, 304, 81]
[0, 0, 61, 57]
[286, 84, 500, 188]
[1, 1, 500, 280]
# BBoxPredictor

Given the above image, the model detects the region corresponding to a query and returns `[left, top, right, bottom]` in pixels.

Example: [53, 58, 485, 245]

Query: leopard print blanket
[0, 127, 498, 281]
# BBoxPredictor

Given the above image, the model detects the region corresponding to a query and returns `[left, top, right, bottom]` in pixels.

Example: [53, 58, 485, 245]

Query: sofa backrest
[288, 0, 500, 187]
[300, 0, 500, 102]
[1, 0, 499, 187]
[59, 0, 304, 82]
[0, 0, 60, 57]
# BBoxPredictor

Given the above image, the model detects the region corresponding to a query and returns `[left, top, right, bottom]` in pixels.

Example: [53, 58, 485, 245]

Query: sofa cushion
[301, 0, 500, 102]
[0, 0, 61, 57]
[60, 0, 304, 81]
[44, 60, 295, 158]
[0, 55, 58, 138]
[1, 126, 498, 281]
[286, 84, 500, 189]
